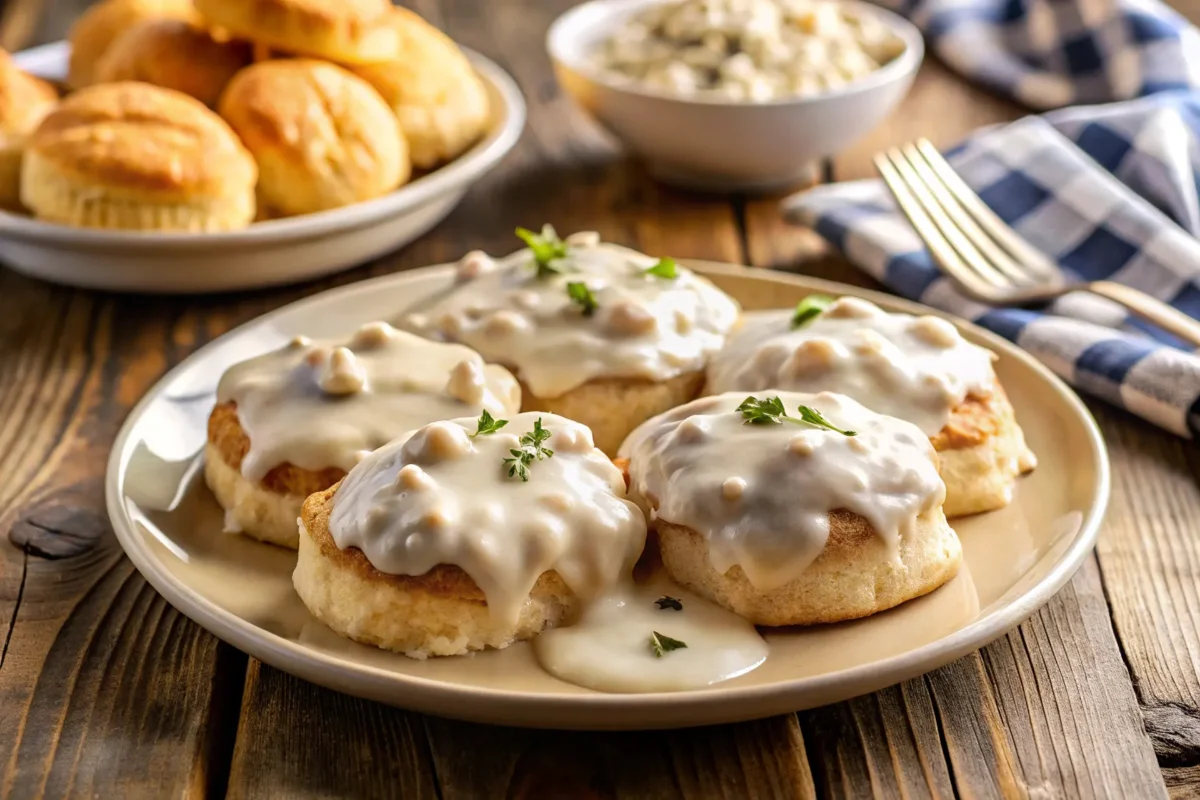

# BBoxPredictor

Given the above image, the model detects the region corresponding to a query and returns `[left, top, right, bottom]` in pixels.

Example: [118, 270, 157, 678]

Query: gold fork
[874, 138, 1200, 347]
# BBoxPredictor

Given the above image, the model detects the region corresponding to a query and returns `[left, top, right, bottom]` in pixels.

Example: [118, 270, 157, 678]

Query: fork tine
[873, 151, 1001, 301]
[883, 147, 1011, 290]
[900, 143, 1033, 286]
[915, 139, 1062, 283]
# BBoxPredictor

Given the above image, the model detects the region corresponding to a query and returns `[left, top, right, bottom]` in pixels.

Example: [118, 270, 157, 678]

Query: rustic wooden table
[3, 1, 1199, 797]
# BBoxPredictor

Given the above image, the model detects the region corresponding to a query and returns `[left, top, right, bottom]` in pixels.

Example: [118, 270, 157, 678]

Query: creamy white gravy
[621, 390, 945, 591]
[216, 322, 521, 481]
[327, 412, 647, 626]
[706, 297, 996, 435]
[534, 576, 768, 692]
[399, 230, 740, 398]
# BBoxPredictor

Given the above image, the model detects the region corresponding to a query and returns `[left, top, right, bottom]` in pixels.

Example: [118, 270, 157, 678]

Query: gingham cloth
[880, 0, 1200, 107]
[782, 1, 1200, 436]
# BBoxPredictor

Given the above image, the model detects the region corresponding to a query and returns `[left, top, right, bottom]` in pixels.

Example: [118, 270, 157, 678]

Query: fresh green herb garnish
[470, 410, 507, 438]
[795, 405, 857, 436]
[566, 281, 598, 316]
[736, 395, 789, 425]
[502, 418, 555, 481]
[644, 257, 678, 279]
[515, 225, 569, 277]
[736, 396, 857, 436]
[791, 294, 834, 328]
[655, 596, 683, 611]
[649, 631, 688, 657]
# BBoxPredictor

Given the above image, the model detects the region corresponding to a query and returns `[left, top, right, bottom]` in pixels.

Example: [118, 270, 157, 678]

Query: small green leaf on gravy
[515, 225, 569, 277]
[736, 395, 857, 436]
[502, 417, 555, 481]
[566, 281, 598, 316]
[795, 405, 857, 436]
[655, 596, 683, 611]
[791, 294, 835, 329]
[645, 257, 678, 279]
[470, 409, 508, 438]
[649, 631, 688, 657]
[737, 395, 789, 425]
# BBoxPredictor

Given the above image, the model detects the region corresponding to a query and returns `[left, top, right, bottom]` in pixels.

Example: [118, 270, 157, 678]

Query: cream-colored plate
[4, 43, 524, 293]
[106, 263, 1109, 729]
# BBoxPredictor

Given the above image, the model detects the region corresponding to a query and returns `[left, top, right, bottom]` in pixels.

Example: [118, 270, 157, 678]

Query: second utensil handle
[1090, 280, 1200, 348]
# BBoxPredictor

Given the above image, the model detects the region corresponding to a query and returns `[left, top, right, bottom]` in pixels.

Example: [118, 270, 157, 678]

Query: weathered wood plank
[226, 662, 439, 800]
[0, 272, 244, 799]
[1089, 403, 1200, 796]
[419, 711, 815, 799]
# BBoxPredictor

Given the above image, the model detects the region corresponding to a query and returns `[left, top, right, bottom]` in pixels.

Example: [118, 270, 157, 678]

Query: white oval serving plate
[4, 42, 526, 294]
[106, 262, 1109, 730]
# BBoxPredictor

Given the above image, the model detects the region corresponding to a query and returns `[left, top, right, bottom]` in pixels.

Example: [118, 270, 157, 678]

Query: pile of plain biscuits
[0, 0, 491, 231]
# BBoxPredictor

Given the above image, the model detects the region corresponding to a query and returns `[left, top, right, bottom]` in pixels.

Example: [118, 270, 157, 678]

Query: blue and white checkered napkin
[785, 94, 1200, 436]
[782, 0, 1200, 436]
[878, 0, 1200, 108]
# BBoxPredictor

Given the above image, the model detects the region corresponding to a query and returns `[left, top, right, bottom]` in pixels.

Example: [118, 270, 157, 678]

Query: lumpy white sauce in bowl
[547, 0, 923, 192]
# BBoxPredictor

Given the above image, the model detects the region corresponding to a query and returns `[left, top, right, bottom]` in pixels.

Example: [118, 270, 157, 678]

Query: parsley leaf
[470, 410, 507, 438]
[566, 281, 598, 316]
[649, 631, 688, 657]
[515, 225, 569, 277]
[736, 395, 857, 436]
[655, 596, 683, 611]
[791, 294, 834, 328]
[796, 405, 857, 436]
[502, 417, 555, 481]
[737, 395, 788, 425]
[644, 257, 678, 279]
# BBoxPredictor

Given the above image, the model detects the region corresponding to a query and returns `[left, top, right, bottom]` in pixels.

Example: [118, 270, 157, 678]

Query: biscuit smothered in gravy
[206, 322, 519, 548]
[294, 412, 647, 658]
[621, 391, 960, 626]
[706, 296, 1035, 517]
[401, 227, 741, 456]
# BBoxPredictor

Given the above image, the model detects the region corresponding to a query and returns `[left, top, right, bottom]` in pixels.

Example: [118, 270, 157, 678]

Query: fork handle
[1089, 281, 1200, 348]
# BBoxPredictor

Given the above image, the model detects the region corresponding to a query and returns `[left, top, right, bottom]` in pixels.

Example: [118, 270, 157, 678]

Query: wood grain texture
[1090, 404, 1200, 797]
[0, 273, 247, 799]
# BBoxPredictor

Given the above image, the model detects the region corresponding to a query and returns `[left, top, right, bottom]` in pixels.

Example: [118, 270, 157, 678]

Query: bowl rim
[4, 41, 527, 249]
[546, 0, 925, 109]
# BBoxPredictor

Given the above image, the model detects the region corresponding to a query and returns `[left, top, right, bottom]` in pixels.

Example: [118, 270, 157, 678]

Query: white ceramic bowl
[4, 41, 526, 294]
[547, 0, 923, 192]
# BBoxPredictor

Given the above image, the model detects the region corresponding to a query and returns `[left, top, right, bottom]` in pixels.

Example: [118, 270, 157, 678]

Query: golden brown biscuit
[351, 8, 489, 168]
[206, 400, 342, 547]
[95, 18, 252, 107]
[295, 483, 580, 658]
[931, 385, 1037, 517]
[21, 82, 257, 231]
[218, 59, 409, 216]
[655, 510, 961, 627]
[0, 51, 57, 211]
[193, 0, 398, 64]
[67, 0, 198, 89]
[521, 371, 706, 458]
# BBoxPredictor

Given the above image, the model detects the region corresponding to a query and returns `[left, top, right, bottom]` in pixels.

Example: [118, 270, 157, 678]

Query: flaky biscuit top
[29, 81, 255, 201]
